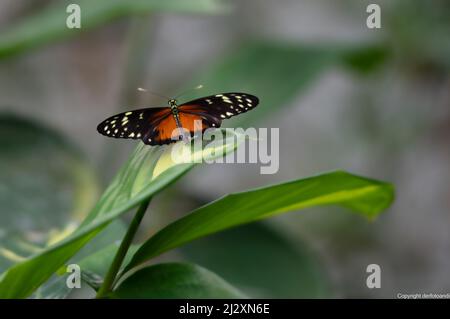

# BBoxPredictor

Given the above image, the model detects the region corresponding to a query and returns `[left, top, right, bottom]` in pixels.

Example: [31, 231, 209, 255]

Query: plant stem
[96, 198, 151, 298]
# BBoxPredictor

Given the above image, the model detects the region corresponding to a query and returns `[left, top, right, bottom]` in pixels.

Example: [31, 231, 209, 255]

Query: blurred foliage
[0, 114, 98, 270]
[181, 42, 389, 127]
[386, 0, 450, 71]
[112, 263, 246, 299]
[0, 114, 97, 234]
[0, 0, 227, 59]
[181, 223, 331, 298]
[340, 46, 389, 74]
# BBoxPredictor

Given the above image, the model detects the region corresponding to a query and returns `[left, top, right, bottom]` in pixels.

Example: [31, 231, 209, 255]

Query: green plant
[0, 0, 396, 299]
[0, 130, 394, 298]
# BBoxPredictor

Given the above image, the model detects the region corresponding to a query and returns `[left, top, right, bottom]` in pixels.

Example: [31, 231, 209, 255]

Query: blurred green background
[0, 0, 449, 298]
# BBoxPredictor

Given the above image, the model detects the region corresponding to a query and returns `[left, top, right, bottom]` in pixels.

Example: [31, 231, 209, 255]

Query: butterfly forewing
[146, 116, 181, 145]
[178, 93, 259, 121]
[96, 107, 171, 143]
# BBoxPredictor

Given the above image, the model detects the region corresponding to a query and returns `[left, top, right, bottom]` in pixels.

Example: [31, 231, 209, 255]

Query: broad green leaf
[180, 222, 331, 298]
[124, 171, 394, 271]
[0, 131, 243, 298]
[0, 0, 227, 59]
[112, 263, 246, 299]
[180, 43, 388, 126]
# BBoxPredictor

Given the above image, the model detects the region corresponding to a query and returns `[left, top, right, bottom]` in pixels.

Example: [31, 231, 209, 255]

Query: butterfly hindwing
[96, 107, 171, 143]
[144, 115, 180, 145]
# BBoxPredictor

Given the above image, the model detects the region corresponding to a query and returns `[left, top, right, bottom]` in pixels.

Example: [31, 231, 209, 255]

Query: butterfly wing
[96, 107, 172, 145]
[147, 115, 182, 145]
[178, 93, 259, 126]
[97, 93, 259, 146]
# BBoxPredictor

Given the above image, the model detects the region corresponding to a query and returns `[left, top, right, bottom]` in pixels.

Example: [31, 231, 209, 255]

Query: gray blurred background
[0, 0, 449, 298]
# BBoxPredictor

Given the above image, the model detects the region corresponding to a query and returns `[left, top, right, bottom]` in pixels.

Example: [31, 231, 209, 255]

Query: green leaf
[180, 223, 331, 298]
[111, 263, 246, 299]
[0, 131, 243, 298]
[124, 171, 394, 271]
[0, 0, 227, 59]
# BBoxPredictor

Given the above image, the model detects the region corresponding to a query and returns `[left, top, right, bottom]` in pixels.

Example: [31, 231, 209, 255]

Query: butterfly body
[97, 93, 259, 145]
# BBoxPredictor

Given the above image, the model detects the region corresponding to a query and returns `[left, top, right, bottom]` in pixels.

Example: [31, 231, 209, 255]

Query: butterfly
[97, 93, 259, 145]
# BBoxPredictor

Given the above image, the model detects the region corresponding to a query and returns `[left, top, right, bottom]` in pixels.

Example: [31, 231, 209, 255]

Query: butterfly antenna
[137, 87, 172, 100]
[174, 84, 203, 99]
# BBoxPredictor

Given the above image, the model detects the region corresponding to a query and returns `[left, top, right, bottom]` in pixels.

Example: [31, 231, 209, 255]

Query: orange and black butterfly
[97, 93, 259, 145]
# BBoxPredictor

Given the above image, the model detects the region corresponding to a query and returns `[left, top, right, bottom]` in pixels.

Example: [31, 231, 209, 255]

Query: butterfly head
[168, 99, 178, 110]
